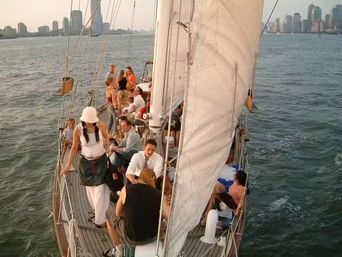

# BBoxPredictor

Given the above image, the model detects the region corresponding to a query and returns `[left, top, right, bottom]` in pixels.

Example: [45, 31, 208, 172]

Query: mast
[148, 0, 172, 133]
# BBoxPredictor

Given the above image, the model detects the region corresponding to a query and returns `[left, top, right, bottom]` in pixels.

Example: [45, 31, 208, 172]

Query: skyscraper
[275, 18, 280, 33]
[52, 21, 59, 32]
[307, 4, 315, 20]
[302, 19, 311, 33]
[284, 15, 293, 33]
[311, 6, 322, 23]
[331, 5, 342, 30]
[311, 6, 322, 32]
[70, 10, 83, 35]
[17, 22, 27, 36]
[325, 14, 331, 29]
[306, 3, 315, 32]
[62, 17, 69, 36]
[90, 0, 103, 35]
[293, 13, 302, 33]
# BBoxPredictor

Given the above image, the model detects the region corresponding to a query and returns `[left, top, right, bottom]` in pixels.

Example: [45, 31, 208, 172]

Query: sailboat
[52, 0, 264, 257]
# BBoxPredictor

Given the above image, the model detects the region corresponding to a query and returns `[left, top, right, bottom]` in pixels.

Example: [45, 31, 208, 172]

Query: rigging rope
[127, 0, 136, 63]
[260, 0, 280, 38]
[158, 0, 192, 256]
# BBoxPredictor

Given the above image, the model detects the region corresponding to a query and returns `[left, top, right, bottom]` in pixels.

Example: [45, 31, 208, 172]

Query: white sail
[163, 0, 264, 256]
[149, 0, 191, 131]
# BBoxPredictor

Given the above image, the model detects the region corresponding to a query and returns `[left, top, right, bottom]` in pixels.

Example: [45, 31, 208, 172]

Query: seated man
[109, 118, 142, 171]
[122, 86, 145, 115]
[126, 139, 163, 184]
[106, 168, 169, 257]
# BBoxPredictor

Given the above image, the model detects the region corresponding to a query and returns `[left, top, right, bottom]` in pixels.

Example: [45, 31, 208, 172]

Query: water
[0, 34, 341, 257]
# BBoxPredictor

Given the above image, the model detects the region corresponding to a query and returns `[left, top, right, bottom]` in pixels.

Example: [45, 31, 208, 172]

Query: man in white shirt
[104, 64, 116, 83]
[122, 86, 145, 114]
[126, 139, 163, 184]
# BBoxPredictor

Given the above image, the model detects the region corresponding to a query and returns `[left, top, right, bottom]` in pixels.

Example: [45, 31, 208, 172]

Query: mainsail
[149, 0, 264, 256]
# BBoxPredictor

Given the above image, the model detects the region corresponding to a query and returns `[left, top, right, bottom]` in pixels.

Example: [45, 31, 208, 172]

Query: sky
[0, 0, 341, 32]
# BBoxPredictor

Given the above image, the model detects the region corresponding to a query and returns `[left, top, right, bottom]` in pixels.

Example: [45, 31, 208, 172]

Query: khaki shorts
[117, 90, 128, 108]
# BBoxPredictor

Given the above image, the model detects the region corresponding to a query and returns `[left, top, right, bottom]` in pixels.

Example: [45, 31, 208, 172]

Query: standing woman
[117, 70, 128, 113]
[61, 106, 111, 228]
[125, 66, 136, 93]
[106, 77, 118, 134]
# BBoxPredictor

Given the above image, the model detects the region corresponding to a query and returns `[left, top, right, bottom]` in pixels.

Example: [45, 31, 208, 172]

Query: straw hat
[80, 106, 99, 123]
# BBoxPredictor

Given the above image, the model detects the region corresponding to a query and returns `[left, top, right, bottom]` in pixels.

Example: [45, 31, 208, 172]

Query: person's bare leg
[175, 131, 180, 147]
[204, 183, 225, 221]
[106, 219, 121, 246]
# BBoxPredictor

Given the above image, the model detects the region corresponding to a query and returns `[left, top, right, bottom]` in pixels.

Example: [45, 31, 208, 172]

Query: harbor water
[0, 33, 341, 257]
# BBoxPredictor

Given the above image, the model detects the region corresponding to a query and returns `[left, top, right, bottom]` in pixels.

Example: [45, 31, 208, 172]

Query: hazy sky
[0, 0, 341, 32]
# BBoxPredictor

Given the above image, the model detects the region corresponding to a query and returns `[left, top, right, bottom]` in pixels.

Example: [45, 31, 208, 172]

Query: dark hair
[236, 170, 247, 187]
[145, 138, 157, 147]
[126, 66, 133, 72]
[155, 176, 171, 195]
[120, 118, 132, 126]
[118, 115, 128, 122]
[137, 87, 143, 95]
[81, 121, 99, 143]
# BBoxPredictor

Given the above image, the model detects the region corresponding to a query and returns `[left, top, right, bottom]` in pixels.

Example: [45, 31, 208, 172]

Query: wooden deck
[52, 106, 244, 257]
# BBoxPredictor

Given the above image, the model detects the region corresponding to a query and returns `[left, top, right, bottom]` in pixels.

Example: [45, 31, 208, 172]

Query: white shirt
[128, 95, 145, 113]
[77, 123, 105, 159]
[63, 127, 74, 141]
[104, 72, 115, 83]
[126, 151, 163, 178]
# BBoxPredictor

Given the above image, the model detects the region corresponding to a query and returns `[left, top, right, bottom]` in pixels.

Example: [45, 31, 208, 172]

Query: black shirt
[118, 77, 127, 90]
[124, 183, 161, 242]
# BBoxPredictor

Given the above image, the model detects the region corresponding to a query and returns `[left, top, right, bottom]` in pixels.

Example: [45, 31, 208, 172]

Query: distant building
[38, 26, 50, 35]
[51, 20, 59, 36]
[311, 6, 322, 23]
[4, 26, 16, 36]
[284, 15, 293, 33]
[325, 14, 331, 30]
[275, 18, 280, 33]
[62, 17, 69, 36]
[90, 0, 103, 35]
[70, 10, 83, 35]
[307, 4, 315, 20]
[331, 5, 342, 31]
[52, 21, 58, 32]
[293, 13, 301, 33]
[301, 19, 311, 33]
[310, 6, 322, 32]
[17, 22, 27, 36]
[103, 22, 110, 34]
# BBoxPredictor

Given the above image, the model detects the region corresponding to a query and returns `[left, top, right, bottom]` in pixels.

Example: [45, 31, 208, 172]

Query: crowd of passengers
[60, 64, 247, 257]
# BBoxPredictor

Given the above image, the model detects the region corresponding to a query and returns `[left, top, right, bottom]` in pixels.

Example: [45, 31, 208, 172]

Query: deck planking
[53, 106, 236, 257]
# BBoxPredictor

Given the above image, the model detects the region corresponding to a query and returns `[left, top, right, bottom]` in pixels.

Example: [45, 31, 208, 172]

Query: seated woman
[204, 170, 247, 226]
[106, 168, 169, 257]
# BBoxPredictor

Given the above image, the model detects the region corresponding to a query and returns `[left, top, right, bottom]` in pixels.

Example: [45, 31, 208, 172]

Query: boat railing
[53, 131, 92, 257]
[221, 120, 250, 257]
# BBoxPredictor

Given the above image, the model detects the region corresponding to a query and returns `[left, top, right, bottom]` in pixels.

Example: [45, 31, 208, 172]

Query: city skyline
[0, 0, 341, 32]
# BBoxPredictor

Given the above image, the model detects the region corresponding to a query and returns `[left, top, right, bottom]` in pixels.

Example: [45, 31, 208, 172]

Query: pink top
[229, 183, 244, 206]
